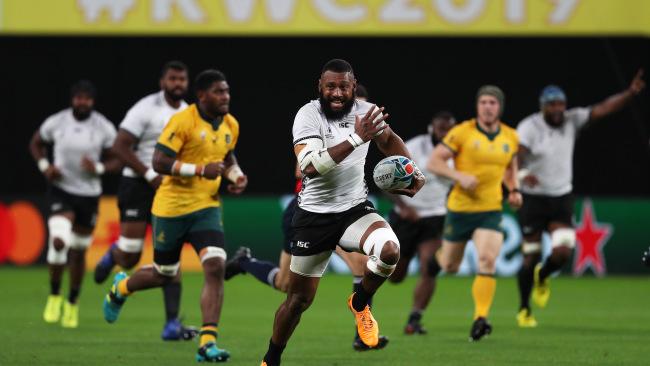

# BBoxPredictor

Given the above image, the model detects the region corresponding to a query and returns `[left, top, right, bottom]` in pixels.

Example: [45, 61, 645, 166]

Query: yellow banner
[1, 0, 649, 35]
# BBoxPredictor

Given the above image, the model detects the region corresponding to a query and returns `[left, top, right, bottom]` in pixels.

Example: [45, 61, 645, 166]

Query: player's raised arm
[589, 68, 645, 121]
[295, 105, 386, 178]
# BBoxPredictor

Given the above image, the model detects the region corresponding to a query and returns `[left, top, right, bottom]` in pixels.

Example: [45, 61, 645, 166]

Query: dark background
[1, 36, 648, 196]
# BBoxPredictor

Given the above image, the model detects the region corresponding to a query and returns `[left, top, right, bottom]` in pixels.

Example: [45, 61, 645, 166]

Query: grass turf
[0, 268, 648, 365]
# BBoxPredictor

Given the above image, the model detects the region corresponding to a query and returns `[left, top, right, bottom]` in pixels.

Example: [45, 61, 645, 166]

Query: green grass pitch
[0, 268, 648, 365]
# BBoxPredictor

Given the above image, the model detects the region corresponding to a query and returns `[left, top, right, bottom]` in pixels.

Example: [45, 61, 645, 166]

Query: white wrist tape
[38, 158, 50, 172]
[225, 165, 244, 183]
[172, 161, 198, 177]
[144, 167, 158, 182]
[517, 169, 530, 181]
[94, 162, 105, 175]
[347, 133, 364, 148]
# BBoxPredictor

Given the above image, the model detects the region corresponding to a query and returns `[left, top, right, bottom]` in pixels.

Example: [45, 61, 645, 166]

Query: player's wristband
[224, 165, 245, 183]
[37, 158, 50, 173]
[94, 162, 106, 175]
[347, 133, 364, 148]
[144, 167, 158, 182]
[171, 161, 203, 177]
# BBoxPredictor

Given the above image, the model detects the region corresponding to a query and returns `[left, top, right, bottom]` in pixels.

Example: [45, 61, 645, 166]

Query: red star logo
[573, 199, 612, 276]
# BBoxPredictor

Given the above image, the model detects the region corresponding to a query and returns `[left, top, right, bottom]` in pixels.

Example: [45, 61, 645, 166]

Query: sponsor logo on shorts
[296, 241, 310, 248]
[225, 134, 231, 144]
[51, 203, 63, 211]
[125, 209, 139, 217]
[156, 231, 166, 243]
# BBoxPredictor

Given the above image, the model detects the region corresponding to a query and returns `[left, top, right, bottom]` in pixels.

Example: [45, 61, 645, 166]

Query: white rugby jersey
[517, 107, 591, 196]
[119, 91, 188, 177]
[293, 99, 381, 213]
[40, 108, 116, 196]
[394, 134, 452, 217]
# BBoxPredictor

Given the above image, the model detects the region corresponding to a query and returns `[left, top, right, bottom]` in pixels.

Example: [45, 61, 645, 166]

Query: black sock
[240, 258, 279, 288]
[50, 281, 61, 295]
[517, 264, 535, 311]
[352, 277, 373, 308]
[427, 256, 442, 277]
[163, 282, 181, 321]
[263, 339, 285, 366]
[352, 280, 374, 312]
[407, 310, 423, 325]
[68, 288, 80, 304]
[352, 277, 373, 340]
[539, 255, 565, 281]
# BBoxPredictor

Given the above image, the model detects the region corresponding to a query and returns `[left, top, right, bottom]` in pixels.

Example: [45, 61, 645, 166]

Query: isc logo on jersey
[373, 155, 416, 191]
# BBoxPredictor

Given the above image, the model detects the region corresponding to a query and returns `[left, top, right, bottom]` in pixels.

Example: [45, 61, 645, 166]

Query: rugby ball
[373, 155, 416, 191]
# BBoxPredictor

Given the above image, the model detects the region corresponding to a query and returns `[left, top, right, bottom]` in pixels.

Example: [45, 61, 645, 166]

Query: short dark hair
[194, 69, 226, 92]
[70, 80, 96, 98]
[433, 111, 455, 122]
[321, 59, 354, 76]
[161, 60, 188, 77]
[356, 84, 369, 99]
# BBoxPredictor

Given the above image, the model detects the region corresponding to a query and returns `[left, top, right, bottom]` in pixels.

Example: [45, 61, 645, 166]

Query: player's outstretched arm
[590, 68, 645, 121]
[296, 105, 387, 178]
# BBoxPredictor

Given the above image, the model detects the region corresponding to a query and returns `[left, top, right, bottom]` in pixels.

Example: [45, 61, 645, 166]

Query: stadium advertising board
[0, 195, 647, 275]
[1, 0, 649, 35]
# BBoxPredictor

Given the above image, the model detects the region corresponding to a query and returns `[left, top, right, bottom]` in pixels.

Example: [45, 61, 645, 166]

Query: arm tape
[297, 138, 337, 176]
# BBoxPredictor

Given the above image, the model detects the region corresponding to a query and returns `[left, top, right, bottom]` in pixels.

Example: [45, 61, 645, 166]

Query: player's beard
[431, 134, 441, 146]
[319, 93, 355, 121]
[544, 111, 565, 127]
[72, 107, 92, 121]
[164, 87, 186, 102]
